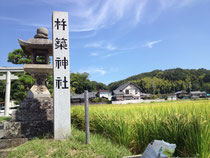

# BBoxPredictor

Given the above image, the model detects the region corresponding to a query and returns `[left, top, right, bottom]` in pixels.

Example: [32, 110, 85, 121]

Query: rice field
[71, 100, 210, 157]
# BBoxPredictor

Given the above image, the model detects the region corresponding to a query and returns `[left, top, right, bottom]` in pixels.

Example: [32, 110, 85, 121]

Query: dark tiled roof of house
[113, 82, 140, 95]
[71, 92, 97, 99]
[175, 90, 187, 95]
[190, 91, 206, 94]
[115, 82, 139, 91]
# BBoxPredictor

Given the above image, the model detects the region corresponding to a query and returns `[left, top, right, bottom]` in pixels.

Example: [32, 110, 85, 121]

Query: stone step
[3, 121, 53, 138]
[0, 138, 28, 149]
[0, 123, 3, 130]
[0, 130, 4, 139]
[0, 123, 4, 139]
[0, 148, 16, 158]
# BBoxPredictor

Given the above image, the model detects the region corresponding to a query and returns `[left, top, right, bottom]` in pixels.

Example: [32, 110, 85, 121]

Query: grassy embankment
[0, 116, 131, 157]
[6, 126, 131, 158]
[71, 100, 210, 158]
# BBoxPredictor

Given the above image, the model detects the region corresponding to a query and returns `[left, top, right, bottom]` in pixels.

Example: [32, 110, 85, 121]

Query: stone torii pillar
[0, 67, 24, 116]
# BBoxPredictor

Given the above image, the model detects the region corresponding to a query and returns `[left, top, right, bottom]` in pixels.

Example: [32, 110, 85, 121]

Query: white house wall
[99, 92, 112, 100]
[123, 85, 141, 98]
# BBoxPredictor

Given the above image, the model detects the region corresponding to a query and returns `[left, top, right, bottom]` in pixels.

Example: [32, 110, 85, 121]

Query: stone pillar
[53, 11, 71, 140]
[4, 71, 11, 116]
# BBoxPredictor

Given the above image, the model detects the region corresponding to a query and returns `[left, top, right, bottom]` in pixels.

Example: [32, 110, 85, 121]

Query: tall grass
[71, 100, 210, 157]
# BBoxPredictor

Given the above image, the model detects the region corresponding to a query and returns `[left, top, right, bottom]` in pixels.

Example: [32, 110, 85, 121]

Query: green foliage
[71, 100, 210, 157]
[108, 68, 210, 94]
[10, 73, 35, 103]
[7, 49, 32, 64]
[0, 80, 5, 102]
[0, 116, 11, 122]
[150, 94, 159, 99]
[71, 72, 92, 94]
[46, 75, 53, 95]
[71, 72, 108, 94]
[92, 97, 110, 103]
[7, 126, 131, 158]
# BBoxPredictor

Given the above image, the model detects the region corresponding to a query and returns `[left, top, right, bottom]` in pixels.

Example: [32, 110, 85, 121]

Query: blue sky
[0, 0, 210, 84]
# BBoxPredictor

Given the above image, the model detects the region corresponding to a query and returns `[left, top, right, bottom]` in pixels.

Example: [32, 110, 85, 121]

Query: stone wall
[3, 98, 53, 138]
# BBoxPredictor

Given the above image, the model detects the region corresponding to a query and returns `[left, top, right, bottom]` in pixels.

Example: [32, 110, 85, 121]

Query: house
[97, 90, 112, 101]
[140, 93, 151, 99]
[113, 83, 141, 101]
[175, 90, 188, 99]
[190, 91, 206, 99]
[71, 92, 97, 104]
[167, 94, 177, 101]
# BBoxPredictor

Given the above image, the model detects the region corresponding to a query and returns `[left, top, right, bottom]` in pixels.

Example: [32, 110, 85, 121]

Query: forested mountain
[108, 68, 210, 94]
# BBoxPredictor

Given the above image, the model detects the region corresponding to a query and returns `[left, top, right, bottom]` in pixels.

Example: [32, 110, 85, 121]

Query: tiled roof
[190, 91, 206, 94]
[116, 82, 139, 90]
[115, 83, 130, 91]
[71, 92, 97, 99]
[175, 90, 187, 95]
[113, 82, 140, 95]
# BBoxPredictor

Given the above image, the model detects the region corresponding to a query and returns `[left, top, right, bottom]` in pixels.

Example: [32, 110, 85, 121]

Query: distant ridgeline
[108, 68, 210, 94]
[1, 68, 210, 103]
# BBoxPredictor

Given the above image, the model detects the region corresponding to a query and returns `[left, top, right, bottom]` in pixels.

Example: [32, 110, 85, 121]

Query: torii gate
[0, 67, 24, 116]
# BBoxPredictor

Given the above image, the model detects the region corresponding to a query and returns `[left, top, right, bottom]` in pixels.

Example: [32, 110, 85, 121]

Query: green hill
[108, 68, 210, 94]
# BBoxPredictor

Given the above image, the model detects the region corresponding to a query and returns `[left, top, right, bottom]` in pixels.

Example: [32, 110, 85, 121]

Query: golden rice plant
[71, 100, 210, 157]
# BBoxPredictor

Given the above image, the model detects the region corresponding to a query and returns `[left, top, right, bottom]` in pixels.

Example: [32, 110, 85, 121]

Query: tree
[11, 74, 34, 103]
[108, 68, 210, 94]
[8, 49, 32, 64]
[90, 81, 108, 91]
[70, 73, 108, 94]
[6, 49, 35, 102]
[0, 80, 5, 102]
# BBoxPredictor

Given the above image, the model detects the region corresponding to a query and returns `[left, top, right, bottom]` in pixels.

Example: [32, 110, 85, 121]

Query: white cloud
[144, 40, 162, 48]
[0, 16, 20, 22]
[0, 0, 200, 32]
[90, 52, 99, 56]
[105, 44, 117, 51]
[79, 67, 107, 75]
[66, 0, 199, 32]
[85, 41, 103, 48]
[134, 0, 147, 24]
[66, 0, 148, 32]
[0, 16, 50, 28]
[103, 53, 114, 58]
[158, 0, 196, 9]
[85, 41, 117, 51]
